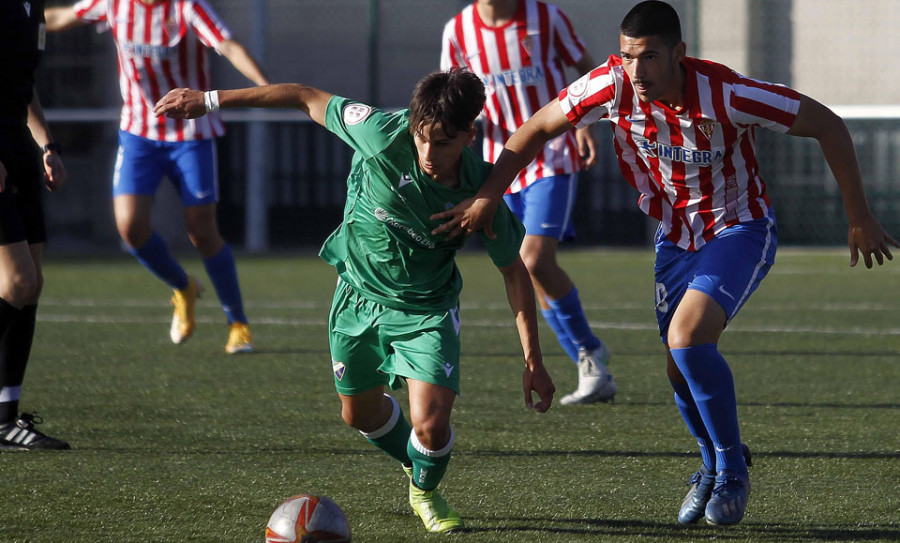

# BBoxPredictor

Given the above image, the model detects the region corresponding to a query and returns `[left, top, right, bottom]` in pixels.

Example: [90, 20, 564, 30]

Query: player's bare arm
[27, 91, 66, 192]
[154, 84, 333, 127]
[43, 6, 86, 32]
[217, 39, 270, 86]
[572, 55, 599, 169]
[787, 94, 898, 268]
[430, 98, 575, 239]
[498, 257, 555, 412]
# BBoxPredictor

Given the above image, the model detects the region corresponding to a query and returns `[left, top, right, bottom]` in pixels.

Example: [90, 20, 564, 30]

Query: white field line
[38, 306, 900, 337]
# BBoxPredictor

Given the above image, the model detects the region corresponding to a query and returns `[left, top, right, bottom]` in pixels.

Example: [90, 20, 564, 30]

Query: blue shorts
[502, 173, 577, 241]
[654, 211, 778, 341]
[113, 130, 218, 206]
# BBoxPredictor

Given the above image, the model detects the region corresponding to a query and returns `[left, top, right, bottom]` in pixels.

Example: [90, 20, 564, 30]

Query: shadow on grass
[454, 516, 900, 541]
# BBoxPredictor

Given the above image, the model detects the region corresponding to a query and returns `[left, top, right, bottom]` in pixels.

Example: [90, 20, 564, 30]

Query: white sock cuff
[409, 425, 455, 458]
[0, 386, 21, 403]
[359, 394, 400, 440]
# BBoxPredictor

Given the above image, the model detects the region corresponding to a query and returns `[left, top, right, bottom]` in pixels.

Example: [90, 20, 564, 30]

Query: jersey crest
[520, 35, 534, 58]
[342, 104, 372, 125]
[696, 118, 717, 141]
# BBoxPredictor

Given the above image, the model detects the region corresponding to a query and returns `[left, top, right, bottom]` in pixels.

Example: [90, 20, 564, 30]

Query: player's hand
[523, 359, 555, 413]
[575, 125, 598, 169]
[43, 152, 67, 192]
[429, 196, 499, 240]
[154, 88, 207, 119]
[848, 213, 898, 268]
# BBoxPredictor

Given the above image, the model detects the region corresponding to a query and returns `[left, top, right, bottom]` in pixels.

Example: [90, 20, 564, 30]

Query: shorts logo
[443, 363, 455, 378]
[717, 285, 736, 301]
[343, 104, 372, 125]
[332, 360, 346, 380]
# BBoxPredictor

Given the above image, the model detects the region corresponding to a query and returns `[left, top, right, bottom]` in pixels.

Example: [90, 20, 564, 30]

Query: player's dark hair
[620, 0, 682, 48]
[408, 68, 485, 138]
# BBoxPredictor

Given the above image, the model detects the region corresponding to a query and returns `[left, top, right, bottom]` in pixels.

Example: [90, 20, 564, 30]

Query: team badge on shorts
[332, 360, 346, 380]
[696, 118, 717, 141]
[343, 104, 372, 125]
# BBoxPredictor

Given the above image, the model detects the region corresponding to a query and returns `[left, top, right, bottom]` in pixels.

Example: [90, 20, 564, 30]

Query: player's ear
[465, 124, 477, 146]
[673, 41, 686, 63]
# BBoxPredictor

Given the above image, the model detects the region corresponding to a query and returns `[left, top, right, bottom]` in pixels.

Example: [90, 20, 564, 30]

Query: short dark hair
[408, 68, 485, 138]
[620, 1, 682, 48]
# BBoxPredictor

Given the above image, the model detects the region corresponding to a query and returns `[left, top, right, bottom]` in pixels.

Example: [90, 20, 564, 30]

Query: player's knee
[0, 270, 38, 307]
[187, 229, 223, 257]
[666, 326, 709, 350]
[412, 420, 451, 451]
[341, 401, 385, 433]
[118, 223, 151, 250]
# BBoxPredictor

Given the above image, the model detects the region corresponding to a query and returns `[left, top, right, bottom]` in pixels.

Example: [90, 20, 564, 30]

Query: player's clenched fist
[154, 88, 207, 119]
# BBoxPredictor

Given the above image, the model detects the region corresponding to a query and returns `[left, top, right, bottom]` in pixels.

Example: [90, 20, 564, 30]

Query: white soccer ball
[265, 494, 352, 543]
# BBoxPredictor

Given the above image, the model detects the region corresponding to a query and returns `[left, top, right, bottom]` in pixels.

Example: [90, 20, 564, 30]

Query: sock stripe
[0, 386, 22, 403]
[409, 425, 454, 458]
[359, 394, 400, 440]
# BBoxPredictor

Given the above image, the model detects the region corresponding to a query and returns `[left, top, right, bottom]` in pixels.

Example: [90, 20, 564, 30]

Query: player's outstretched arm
[44, 6, 86, 32]
[154, 84, 333, 127]
[498, 257, 555, 412]
[787, 94, 899, 268]
[217, 39, 269, 87]
[430, 98, 575, 239]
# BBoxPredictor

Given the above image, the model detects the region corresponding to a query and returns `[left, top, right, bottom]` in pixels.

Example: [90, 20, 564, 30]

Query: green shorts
[328, 281, 462, 396]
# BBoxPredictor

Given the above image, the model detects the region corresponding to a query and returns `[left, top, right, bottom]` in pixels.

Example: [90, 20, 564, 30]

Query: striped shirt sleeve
[72, 0, 108, 24]
[184, 0, 232, 51]
[728, 76, 801, 133]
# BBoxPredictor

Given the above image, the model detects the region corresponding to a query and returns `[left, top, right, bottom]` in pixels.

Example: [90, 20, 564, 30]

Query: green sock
[407, 426, 454, 491]
[360, 394, 412, 466]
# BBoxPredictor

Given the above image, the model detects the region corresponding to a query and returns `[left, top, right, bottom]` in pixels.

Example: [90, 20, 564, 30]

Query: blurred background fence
[38, 0, 900, 253]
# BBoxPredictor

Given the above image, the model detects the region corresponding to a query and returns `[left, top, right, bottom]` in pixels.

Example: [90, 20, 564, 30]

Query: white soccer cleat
[559, 343, 617, 405]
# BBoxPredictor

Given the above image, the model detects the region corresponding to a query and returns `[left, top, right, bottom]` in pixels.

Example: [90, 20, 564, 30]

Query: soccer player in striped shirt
[432, 0, 898, 527]
[442, 0, 616, 406]
[154, 69, 556, 533]
[44, 0, 268, 354]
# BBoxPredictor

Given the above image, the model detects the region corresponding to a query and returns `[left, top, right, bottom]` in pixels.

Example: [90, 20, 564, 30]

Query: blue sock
[546, 287, 602, 353]
[671, 380, 715, 471]
[203, 244, 247, 324]
[671, 344, 747, 477]
[128, 232, 188, 290]
[540, 308, 579, 363]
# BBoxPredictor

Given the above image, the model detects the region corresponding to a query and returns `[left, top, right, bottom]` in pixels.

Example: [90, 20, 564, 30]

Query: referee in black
[0, 0, 69, 450]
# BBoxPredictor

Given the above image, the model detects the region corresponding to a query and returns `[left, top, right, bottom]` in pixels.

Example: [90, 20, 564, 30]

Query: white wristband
[203, 90, 220, 113]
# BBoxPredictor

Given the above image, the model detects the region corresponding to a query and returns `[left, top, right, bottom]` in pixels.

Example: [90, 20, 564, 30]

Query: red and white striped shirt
[73, 0, 231, 141]
[560, 55, 801, 251]
[441, 0, 586, 193]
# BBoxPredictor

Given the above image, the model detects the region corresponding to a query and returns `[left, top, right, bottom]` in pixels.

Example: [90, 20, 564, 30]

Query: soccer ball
[265, 494, 352, 543]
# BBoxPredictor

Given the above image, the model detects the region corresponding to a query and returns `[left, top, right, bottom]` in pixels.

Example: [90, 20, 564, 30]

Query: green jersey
[319, 96, 525, 311]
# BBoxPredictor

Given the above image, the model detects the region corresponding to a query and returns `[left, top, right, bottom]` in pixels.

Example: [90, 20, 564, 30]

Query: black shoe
[676, 443, 752, 524]
[0, 412, 70, 450]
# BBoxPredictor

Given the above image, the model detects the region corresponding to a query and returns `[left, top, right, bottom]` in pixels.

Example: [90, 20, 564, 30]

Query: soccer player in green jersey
[154, 69, 556, 534]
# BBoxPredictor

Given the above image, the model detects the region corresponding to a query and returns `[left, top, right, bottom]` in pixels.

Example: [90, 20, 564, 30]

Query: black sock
[0, 304, 36, 425]
[0, 298, 19, 330]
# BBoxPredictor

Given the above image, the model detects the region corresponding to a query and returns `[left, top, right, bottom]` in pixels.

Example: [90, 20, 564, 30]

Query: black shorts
[0, 126, 46, 246]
